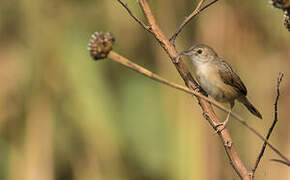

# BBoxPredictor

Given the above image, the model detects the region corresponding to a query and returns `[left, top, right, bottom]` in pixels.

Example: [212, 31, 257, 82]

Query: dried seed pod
[270, 0, 290, 31]
[88, 32, 115, 60]
[271, 0, 285, 9]
[284, 9, 290, 31]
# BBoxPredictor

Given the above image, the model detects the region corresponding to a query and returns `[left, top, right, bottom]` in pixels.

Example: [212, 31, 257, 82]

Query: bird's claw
[214, 122, 227, 134]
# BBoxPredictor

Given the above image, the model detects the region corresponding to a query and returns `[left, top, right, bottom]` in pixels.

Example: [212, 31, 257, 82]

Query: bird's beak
[179, 49, 191, 56]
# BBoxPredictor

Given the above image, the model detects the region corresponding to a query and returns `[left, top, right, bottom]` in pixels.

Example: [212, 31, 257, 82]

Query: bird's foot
[214, 109, 232, 134]
[214, 121, 228, 134]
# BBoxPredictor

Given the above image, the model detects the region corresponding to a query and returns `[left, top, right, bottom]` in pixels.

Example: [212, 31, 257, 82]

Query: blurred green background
[0, 0, 289, 179]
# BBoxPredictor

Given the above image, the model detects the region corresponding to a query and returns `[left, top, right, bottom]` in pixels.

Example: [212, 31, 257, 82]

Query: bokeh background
[0, 0, 289, 179]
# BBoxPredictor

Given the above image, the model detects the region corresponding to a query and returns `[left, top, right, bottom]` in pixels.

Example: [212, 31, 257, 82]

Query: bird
[180, 44, 262, 130]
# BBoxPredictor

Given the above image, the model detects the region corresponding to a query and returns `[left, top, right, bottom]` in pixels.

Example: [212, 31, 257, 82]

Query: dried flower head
[270, 0, 285, 9]
[88, 32, 115, 60]
[269, 0, 290, 31]
[284, 10, 290, 31]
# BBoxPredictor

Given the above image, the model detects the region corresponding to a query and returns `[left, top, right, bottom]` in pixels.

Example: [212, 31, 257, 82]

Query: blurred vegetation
[0, 0, 289, 180]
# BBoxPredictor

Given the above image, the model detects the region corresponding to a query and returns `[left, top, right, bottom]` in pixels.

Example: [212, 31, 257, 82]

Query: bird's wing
[217, 59, 247, 96]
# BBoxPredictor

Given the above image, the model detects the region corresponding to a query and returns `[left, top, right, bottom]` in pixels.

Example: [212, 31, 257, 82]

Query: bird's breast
[195, 64, 238, 102]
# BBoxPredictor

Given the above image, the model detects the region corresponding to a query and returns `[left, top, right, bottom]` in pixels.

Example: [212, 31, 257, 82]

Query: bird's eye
[197, 49, 203, 54]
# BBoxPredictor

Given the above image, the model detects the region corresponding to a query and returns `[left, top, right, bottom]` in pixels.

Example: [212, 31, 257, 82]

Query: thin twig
[199, 0, 219, 12]
[270, 159, 290, 166]
[236, 115, 289, 165]
[169, 0, 218, 44]
[169, 0, 205, 44]
[117, 0, 152, 32]
[107, 50, 289, 165]
[252, 73, 284, 175]
[118, 0, 289, 178]
[109, 51, 234, 115]
[137, 1, 250, 179]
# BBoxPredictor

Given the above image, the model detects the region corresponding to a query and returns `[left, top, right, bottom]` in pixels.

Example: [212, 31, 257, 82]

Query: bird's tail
[238, 96, 262, 119]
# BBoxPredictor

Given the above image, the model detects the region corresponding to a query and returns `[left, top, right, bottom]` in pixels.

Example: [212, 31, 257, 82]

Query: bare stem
[116, 0, 289, 178]
[107, 50, 289, 165]
[252, 73, 285, 176]
[270, 159, 290, 166]
[109, 51, 234, 115]
[137, 0, 251, 178]
[117, 0, 152, 32]
[169, 0, 218, 44]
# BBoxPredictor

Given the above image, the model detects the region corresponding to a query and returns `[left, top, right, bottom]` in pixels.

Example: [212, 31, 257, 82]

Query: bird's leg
[215, 102, 234, 133]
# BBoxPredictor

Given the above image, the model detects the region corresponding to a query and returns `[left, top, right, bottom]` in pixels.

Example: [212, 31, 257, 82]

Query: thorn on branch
[224, 140, 232, 148]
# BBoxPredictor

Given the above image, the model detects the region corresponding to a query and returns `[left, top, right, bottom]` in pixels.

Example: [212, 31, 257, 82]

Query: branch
[88, 31, 290, 179]
[235, 112, 289, 165]
[118, 0, 290, 178]
[108, 47, 290, 166]
[108, 51, 236, 116]
[117, 0, 152, 32]
[91, 0, 290, 178]
[270, 159, 290, 166]
[129, 0, 251, 179]
[169, 0, 218, 44]
[252, 73, 284, 175]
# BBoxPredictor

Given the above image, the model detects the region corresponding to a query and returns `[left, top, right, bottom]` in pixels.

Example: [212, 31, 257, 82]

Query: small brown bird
[180, 44, 262, 130]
